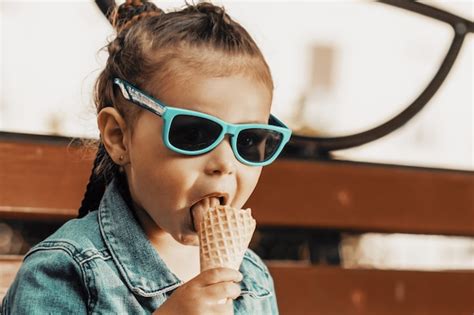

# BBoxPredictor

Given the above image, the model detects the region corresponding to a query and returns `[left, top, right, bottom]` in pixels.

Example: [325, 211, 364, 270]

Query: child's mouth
[190, 196, 224, 233]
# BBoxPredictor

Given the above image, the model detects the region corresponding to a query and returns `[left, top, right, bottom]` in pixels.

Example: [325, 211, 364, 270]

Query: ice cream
[196, 205, 256, 271]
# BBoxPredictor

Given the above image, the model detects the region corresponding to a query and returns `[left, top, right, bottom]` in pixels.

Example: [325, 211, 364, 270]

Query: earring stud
[119, 155, 124, 161]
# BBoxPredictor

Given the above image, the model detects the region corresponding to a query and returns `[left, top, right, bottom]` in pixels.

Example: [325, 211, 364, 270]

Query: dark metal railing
[94, 0, 473, 159]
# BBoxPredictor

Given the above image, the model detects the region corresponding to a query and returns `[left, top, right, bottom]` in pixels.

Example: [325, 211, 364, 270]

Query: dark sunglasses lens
[169, 115, 222, 151]
[237, 129, 283, 163]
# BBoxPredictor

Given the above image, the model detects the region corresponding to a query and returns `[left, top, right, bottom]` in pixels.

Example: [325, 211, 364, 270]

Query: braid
[110, 0, 163, 34]
[77, 142, 108, 218]
[120, 11, 162, 33]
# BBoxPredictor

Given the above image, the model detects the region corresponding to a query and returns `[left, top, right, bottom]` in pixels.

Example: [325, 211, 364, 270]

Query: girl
[2, 1, 291, 314]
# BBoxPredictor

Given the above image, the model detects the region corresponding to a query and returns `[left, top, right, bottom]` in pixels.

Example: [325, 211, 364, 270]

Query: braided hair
[78, 0, 273, 218]
[78, 0, 160, 218]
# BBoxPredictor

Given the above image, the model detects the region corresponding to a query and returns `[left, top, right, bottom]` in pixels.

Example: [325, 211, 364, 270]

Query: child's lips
[190, 197, 221, 232]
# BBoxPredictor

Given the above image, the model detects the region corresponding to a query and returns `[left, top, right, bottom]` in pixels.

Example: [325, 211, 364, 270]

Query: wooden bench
[1, 132, 473, 314]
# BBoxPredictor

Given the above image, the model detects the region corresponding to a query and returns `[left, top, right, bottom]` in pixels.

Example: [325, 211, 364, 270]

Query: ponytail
[77, 142, 117, 218]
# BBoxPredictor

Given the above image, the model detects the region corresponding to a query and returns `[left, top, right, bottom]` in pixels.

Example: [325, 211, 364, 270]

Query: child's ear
[97, 107, 130, 165]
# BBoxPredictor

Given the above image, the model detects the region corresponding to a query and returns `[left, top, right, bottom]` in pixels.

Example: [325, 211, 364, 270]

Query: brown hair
[78, 0, 273, 218]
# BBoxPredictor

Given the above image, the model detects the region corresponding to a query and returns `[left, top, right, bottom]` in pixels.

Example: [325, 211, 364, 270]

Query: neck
[132, 203, 201, 282]
[133, 202, 169, 246]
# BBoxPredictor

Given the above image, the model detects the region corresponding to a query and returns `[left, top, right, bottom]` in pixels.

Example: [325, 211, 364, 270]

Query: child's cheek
[234, 166, 263, 208]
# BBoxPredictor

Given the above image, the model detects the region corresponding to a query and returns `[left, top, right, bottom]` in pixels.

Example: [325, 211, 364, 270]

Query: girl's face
[123, 74, 272, 246]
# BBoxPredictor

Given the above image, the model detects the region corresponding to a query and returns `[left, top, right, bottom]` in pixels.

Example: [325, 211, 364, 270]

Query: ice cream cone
[198, 205, 256, 271]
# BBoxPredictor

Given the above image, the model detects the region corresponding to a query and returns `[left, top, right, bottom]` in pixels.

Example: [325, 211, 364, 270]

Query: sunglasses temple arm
[114, 78, 133, 101]
[270, 114, 292, 130]
[113, 78, 166, 117]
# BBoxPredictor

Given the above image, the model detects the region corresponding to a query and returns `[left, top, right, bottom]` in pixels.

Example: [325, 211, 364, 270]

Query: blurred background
[0, 1, 473, 311]
[1, 0, 472, 170]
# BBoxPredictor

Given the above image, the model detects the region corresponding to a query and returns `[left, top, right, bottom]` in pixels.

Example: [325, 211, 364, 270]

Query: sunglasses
[113, 78, 292, 166]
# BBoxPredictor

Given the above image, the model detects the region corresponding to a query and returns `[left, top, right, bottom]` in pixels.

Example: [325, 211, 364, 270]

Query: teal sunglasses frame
[113, 78, 292, 166]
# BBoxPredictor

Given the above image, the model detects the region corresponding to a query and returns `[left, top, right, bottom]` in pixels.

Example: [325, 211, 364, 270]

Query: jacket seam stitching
[79, 253, 112, 265]
[241, 288, 272, 298]
[81, 261, 97, 313]
[25, 244, 94, 313]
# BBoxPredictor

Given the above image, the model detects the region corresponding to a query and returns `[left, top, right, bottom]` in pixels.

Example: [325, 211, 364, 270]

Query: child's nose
[204, 136, 237, 176]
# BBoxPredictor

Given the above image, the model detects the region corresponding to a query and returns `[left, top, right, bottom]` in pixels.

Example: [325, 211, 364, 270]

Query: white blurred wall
[1, 0, 472, 170]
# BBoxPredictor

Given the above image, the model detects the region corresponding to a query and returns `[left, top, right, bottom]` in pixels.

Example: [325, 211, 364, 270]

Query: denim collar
[98, 178, 182, 297]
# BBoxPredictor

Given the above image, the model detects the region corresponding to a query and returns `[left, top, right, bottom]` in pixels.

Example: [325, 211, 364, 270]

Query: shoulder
[1, 213, 105, 313]
[27, 210, 108, 263]
[18, 212, 104, 280]
[2, 242, 88, 314]
[16, 245, 84, 283]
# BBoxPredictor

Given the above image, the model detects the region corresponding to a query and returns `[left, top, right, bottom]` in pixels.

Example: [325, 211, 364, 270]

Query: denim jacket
[2, 179, 278, 314]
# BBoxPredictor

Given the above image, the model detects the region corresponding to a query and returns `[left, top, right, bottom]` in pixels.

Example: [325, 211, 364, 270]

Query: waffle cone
[198, 205, 256, 271]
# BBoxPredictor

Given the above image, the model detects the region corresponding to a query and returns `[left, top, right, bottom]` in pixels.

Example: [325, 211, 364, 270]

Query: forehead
[153, 74, 272, 124]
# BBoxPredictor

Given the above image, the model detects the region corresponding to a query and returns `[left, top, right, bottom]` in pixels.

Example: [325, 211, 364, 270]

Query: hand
[153, 268, 242, 315]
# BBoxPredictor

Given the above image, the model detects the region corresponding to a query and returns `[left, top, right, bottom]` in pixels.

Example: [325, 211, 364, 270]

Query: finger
[197, 268, 243, 286]
[204, 281, 241, 302]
